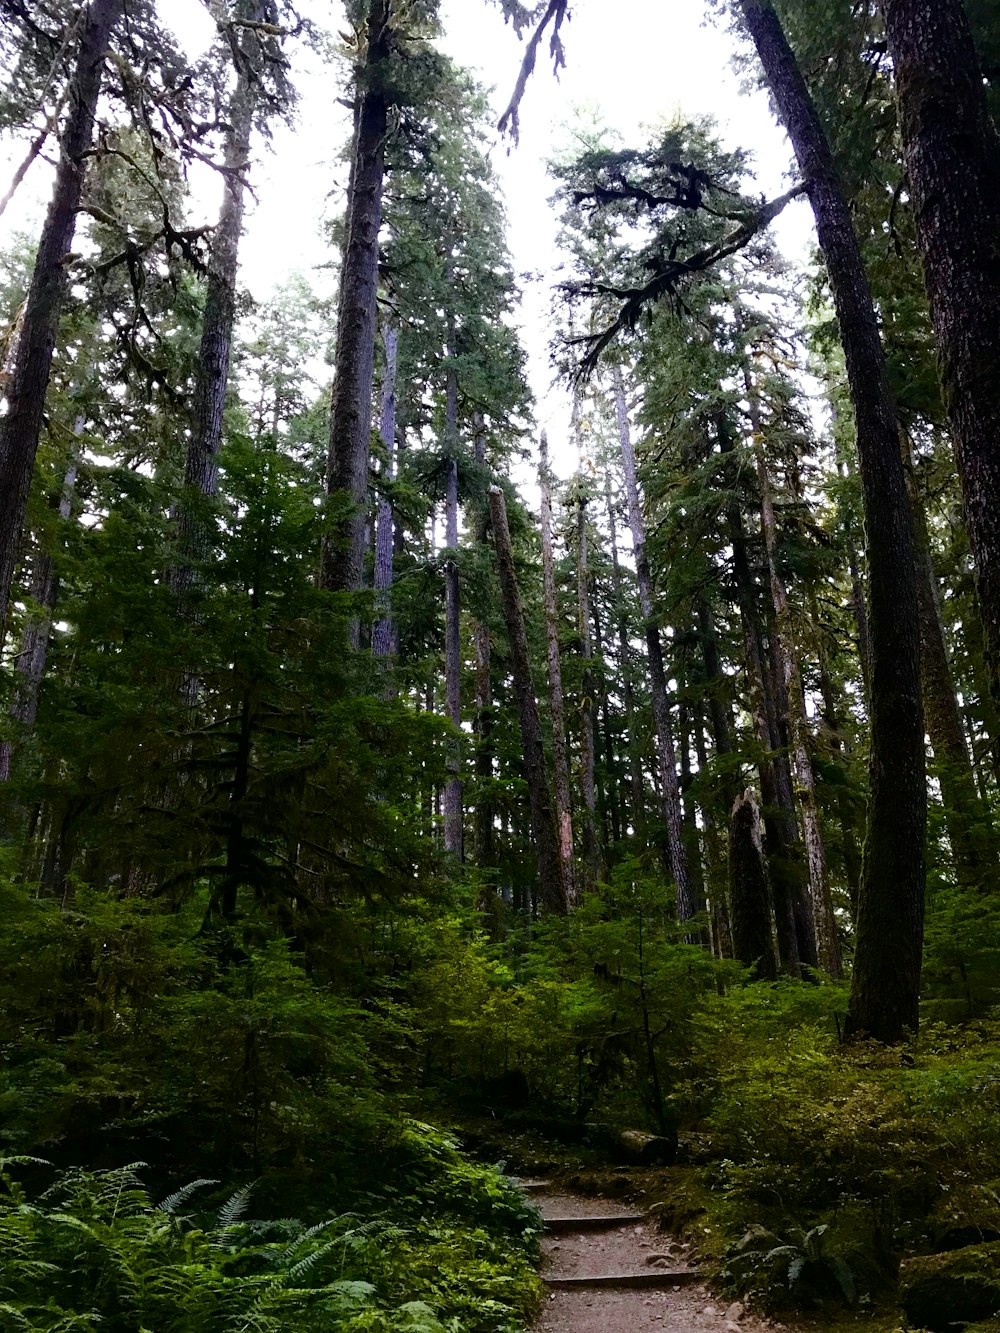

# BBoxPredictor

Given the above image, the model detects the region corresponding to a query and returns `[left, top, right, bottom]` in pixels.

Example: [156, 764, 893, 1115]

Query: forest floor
[528, 1180, 790, 1333]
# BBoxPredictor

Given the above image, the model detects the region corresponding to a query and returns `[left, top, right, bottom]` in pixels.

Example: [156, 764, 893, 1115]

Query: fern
[158, 1178, 220, 1216]
[216, 1184, 256, 1231]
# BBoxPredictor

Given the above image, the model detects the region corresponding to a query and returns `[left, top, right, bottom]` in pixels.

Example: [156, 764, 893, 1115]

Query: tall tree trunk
[322, 0, 391, 601]
[718, 415, 805, 976]
[737, 0, 925, 1042]
[169, 10, 263, 596]
[605, 466, 645, 832]
[905, 439, 996, 888]
[613, 365, 693, 921]
[219, 689, 253, 923]
[442, 361, 462, 859]
[488, 485, 567, 914]
[696, 598, 739, 811]
[816, 637, 863, 915]
[729, 789, 779, 980]
[678, 688, 709, 937]
[0, 0, 123, 643]
[473, 612, 496, 867]
[538, 430, 576, 902]
[750, 389, 840, 976]
[0, 448, 78, 783]
[471, 423, 497, 887]
[590, 594, 617, 852]
[881, 0, 1000, 711]
[575, 471, 600, 892]
[696, 599, 739, 958]
[372, 320, 398, 659]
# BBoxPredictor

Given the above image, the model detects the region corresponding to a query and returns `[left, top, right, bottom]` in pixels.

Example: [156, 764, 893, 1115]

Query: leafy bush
[0, 1148, 541, 1333]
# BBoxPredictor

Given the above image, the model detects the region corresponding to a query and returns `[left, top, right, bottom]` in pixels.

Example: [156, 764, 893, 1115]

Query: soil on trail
[530, 1183, 780, 1333]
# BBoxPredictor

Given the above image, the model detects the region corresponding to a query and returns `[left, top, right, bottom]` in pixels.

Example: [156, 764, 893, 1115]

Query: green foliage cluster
[0, 1143, 541, 1333]
[670, 984, 1000, 1311]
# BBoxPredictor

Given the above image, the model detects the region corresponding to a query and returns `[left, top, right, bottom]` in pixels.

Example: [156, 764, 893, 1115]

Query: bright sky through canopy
[1, 0, 816, 458]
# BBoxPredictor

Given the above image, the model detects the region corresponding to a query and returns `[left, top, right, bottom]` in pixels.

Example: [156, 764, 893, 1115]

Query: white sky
[1, 0, 816, 477]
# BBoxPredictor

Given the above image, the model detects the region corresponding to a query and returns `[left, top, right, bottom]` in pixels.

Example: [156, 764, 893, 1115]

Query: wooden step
[514, 1179, 552, 1194]
[543, 1270, 701, 1291]
[544, 1213, 647, 1234]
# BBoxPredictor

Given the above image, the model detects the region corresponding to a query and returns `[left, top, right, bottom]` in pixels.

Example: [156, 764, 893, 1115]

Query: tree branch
[567, 182, 807, 377]
[498, 0, 569, 142]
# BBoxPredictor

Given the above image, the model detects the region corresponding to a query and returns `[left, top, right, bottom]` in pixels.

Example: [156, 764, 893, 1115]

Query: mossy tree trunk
[738, 0, 925, 1041]
[881, 0, 1000, 712]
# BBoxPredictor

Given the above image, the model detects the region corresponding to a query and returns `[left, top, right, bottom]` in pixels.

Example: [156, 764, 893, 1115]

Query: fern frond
[158, 1179, 220, 1215]
[217, 1184, 255, 1228]
[286, 1239, 337, 1282]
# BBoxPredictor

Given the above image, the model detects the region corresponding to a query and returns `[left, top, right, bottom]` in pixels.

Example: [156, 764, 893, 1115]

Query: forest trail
[525, 1180, 774, 1333]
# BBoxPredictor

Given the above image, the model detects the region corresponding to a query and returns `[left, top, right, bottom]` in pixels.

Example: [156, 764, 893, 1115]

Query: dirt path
[525, 1181, 776, 1333]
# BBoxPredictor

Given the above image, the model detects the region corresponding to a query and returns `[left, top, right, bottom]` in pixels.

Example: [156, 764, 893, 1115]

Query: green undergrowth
[596, 981, 1000, 1322]
[464, 975, 1000, 1326]
[0, 1124, 542, 1333]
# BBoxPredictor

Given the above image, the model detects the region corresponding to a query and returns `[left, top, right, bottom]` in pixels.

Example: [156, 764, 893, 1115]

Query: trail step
[544, 1213, 646, 1234]
[515, 1179, 552, 1193]
[543, 1270, 701, 1291]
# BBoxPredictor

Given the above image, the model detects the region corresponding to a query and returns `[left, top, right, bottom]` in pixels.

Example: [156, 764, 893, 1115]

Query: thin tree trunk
[574, 459, 599, 892]
[471, 423, 497, 885]
[488, 485, 567, 914]
[169, 11, 263, 595]
[678, 688, 709, 938]
[605, 466, 645, 832]
[718, 415, 804, 976]
[816, 639, 863, 915]
[473, 614, 496, 866]
[219, 690, 253, 922]
[590, 594, 616, 853]
[539, 429, 576, 902]
[0, 0, 123, 643]
[612, 365, 693, 921]
[442, 360, 462, 859]
[905, 438, 996, 888]
[836, 453, 873, 700]
[322, 0, 391, 601]
[372, 321, 398, 659]
[738, 0, 925, 1042]
[750, 387, 840, 976]
[693, 699, 734, 960]
[697, 598, 739, 811]
[0, 448, 78, 783]
[881, 0, 1000, 711]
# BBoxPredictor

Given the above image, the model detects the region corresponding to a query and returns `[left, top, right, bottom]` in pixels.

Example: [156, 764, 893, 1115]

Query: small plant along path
[525, 1179, 779, 1333]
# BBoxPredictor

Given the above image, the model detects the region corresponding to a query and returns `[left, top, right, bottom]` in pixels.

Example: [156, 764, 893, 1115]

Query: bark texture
[613, 366, 693, 921]
[606, 468, 645, 830]
[322, 0, 392, 598]
[442, 363, 462, 858]
[170, 10, 263, 595]
[0, 449, 78, 783]
[729, 789, 779, 981]
[738, 0, 925, 1040]
[539, 430, 576, 903]
[372, 322, 398, 659]
[0, 0, 122, 643]
[881, 0, 1000, 710]
[471, 424, 497, 887]
[905, 441, 996, 888]
[488, 486, 567, 914]
[751, 396, 840, 976]
[719, 415, 807, 977]
[575, 480, 600, 892]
